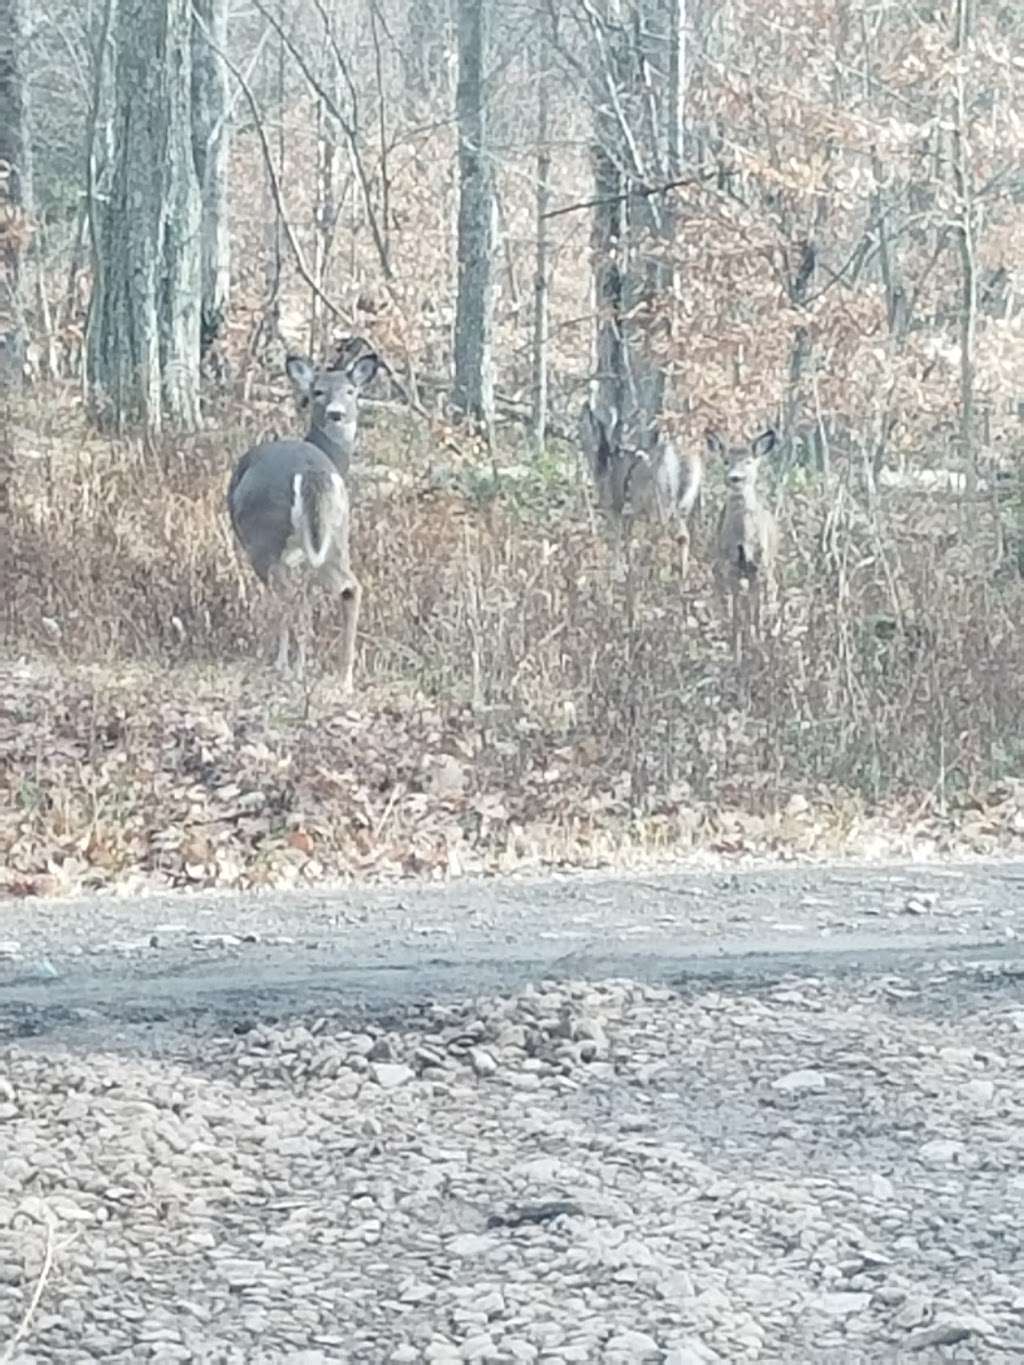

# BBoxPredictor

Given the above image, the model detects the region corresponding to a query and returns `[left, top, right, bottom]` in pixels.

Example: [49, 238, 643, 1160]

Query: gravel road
[2, 859, 1024, 1362]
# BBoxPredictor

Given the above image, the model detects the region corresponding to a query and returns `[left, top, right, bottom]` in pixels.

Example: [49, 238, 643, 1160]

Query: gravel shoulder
[1, 860, 1023, 1362]
[2, 858, 1024, 1027]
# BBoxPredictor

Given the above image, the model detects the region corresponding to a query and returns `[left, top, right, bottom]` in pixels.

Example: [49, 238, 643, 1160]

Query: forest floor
[3, 656, 1024, 902]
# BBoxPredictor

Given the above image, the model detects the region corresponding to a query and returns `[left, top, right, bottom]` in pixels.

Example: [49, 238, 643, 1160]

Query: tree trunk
[950, 0, 977, 513]
[531, 24, 552, 456]
[589, 9, 627, 429]
[0, 0, 34, 393]
[87, 0, 202, 432]
[191, 0, 231, 360]
[588, 0, 685, 447]
[404, 0, 451, 112]
[452, 0, 496, 429]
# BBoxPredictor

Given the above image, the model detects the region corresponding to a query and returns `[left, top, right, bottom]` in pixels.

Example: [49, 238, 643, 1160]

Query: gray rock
[469, 1048, 498, 1077]
[461, 1334, 496, 1361]
[370, 1063, 415, 1090]
[904, 1318, 976, 1351]
[895, 1294, 933, 1330]
[605, 1329, 660, 1359]
[664, 1340, 720, 1365]
[772, 1068, 827, 1094]
[813, 1291, 872, 1316]
[918, 1138, 964, 1166]
[503, 1342, 538, 1362]
[446, 1233, 494, 1258]
[961, 1078, 995, 1105]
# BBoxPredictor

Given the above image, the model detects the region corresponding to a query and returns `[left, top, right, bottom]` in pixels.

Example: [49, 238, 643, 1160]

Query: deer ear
[705, 430, 725, 458]
[752, 429, 777, 458]
[285, 353, 315, 400]
[347, 352, 380, 388]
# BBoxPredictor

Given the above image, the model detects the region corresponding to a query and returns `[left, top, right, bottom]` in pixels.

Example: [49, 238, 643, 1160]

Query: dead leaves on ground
[2, 665, 1024, 900]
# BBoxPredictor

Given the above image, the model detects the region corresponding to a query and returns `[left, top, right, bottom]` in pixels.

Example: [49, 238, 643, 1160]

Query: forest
[1, 0, 1024, 897]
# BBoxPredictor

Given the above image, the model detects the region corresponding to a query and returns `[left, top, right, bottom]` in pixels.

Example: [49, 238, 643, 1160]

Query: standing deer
[579, 403, 703, 577]
[227, 348, 380, 690]
[710, 428, 779, 662]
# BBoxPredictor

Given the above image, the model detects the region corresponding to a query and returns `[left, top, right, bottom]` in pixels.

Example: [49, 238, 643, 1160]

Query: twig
[191, 8, 343, 323]
[2, 1209, 56, 1364]
[542, 171, 724, 221]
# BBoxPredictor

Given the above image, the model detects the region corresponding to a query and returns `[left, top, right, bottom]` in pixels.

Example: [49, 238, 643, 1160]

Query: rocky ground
[2, 953, 1023, 1363]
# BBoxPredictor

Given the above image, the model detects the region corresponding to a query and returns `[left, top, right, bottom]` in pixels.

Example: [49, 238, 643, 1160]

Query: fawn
[579, 403, 703, 577]
[709, 428, 779, 661]
[227, 348, 380, 690]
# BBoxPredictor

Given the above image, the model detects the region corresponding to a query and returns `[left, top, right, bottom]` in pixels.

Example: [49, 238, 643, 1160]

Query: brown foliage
[2, 389, 1024, 896]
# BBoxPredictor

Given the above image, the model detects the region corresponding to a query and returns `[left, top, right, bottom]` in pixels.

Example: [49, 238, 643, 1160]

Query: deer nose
[325, 407, 346, 424]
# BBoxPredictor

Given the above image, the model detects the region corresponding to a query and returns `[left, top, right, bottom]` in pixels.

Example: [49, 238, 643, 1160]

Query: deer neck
[728, 482, 760, 512]
[306, 422, 354, 478]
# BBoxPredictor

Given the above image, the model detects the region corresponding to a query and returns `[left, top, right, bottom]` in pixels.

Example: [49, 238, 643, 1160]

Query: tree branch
[543, 169, 722, 221]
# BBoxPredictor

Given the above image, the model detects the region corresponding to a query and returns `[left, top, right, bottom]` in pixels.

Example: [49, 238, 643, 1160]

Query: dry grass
[2, 386, 1024, 897]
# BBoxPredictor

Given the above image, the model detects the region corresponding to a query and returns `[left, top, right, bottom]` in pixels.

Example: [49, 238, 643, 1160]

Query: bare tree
[87, 0, 202, 431]
[404, 0, 452, 111]
[585, 0, 685, 447]
[192, 0, 231, 361]
[949, 0, 978, 510]
[0, 0, 34, 391]
[452, 0, 496, 429]
[531, 20, 553, 455]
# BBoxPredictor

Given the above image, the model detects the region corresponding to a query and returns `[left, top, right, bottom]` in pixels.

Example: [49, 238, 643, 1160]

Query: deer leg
[751, 579, 762, 645]
[264, 569, 290, 674]
[677, 521, 691, 581]
[764, 572, 779, 636]
[294, 580, 316, 680]
[608, 514, 628, 585]
[338, 575, 362, 697]
[730, 590, 742, 666]
[274, 621, 290, 674]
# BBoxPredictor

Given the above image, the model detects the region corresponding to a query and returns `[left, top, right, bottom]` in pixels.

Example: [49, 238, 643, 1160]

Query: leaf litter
[3, 660, 1024, 901]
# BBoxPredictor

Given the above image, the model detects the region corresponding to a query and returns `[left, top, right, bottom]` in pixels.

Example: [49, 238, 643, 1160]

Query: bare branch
[249, 0, 394, 282]
[542, 170, 722, 221]
[191, 5, 344, 322]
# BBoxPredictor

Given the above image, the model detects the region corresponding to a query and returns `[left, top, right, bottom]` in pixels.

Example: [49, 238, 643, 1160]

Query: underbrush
[2, 390, 1023, 894]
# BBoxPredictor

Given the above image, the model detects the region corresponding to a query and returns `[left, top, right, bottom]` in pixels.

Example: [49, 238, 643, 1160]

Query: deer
[226, 347, 380, 692]
[579, 402, 703, 578]
[709, 428, 779, 662]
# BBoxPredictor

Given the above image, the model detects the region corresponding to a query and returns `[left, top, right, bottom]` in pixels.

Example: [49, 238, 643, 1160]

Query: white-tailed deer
[709, 428, 779, 661]
[579, 403, 703, 576]
[227, 348, 380, 690]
